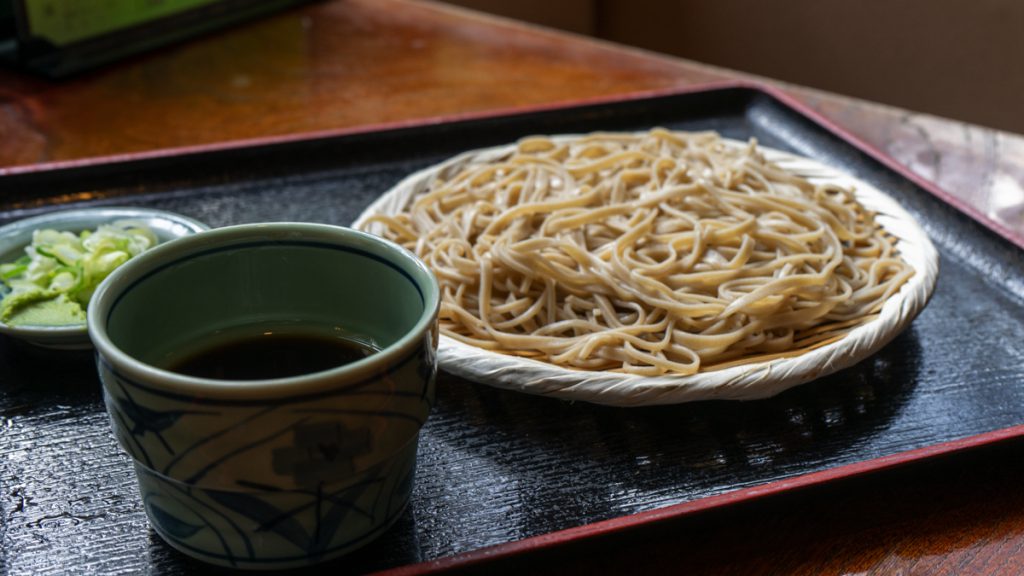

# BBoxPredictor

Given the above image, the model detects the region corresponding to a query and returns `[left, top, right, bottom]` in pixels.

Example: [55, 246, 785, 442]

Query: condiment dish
[0, 207, 208, 350]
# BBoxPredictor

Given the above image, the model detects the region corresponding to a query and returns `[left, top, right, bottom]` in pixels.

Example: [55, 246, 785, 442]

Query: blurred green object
[0, 0, 317, 77]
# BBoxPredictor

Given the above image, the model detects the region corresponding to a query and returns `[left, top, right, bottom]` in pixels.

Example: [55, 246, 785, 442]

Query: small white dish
[0, 207, 208, 350]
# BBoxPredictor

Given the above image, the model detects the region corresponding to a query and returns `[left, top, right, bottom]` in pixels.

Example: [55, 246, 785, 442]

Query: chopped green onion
[0, 219, 159, 324]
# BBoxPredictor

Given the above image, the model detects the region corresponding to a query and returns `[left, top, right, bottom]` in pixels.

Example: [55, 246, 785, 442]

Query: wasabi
[0, 220, 158, 326]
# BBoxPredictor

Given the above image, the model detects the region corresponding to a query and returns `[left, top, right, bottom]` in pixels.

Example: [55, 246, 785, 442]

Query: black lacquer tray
[2, 85, 1023, 575]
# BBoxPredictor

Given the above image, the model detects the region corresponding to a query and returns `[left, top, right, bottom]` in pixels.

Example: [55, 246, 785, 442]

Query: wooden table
[2, 1, 1023, 574]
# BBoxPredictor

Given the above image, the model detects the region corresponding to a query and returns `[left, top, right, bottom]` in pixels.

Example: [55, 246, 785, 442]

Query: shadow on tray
[415, 326, 923, 540]
[0, 336, 100, 402]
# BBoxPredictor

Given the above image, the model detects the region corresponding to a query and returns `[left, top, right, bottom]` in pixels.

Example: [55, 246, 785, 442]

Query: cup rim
[87, 222, 440, 399]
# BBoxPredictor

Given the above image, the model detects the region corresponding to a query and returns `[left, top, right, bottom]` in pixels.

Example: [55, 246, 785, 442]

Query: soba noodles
[361, 129, 914, 376]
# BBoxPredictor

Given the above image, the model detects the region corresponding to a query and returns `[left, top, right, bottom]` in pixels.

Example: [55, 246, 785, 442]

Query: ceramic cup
[88, 223, 439, 570]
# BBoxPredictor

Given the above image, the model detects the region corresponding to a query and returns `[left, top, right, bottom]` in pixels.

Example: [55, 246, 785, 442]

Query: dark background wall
[436, 0, 1024, 135]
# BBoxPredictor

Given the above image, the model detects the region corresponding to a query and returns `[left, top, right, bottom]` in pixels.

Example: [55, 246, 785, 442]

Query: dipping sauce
[168, 331, 378, 380]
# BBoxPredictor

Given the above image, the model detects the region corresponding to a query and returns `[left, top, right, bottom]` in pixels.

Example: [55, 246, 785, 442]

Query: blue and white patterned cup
[88, 223, 439, 570]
